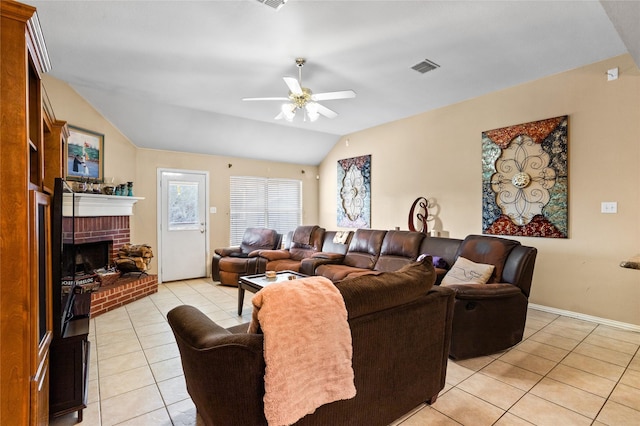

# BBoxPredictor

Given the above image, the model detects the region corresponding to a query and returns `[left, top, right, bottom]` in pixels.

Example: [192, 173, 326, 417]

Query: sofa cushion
[343, 229, 387, 269]
[288, 226, 325, 261]
[374, 230, 425, 272]
[419, 236, 462, 272]
[239, 227, 281, 253]
[257, 249, 291, 261]
[441, 256, 494, 285]
[317, 231, 353, 256]
[455, 235, 519, 283]
[315, 264, 371, 282]
[336, 257, 436, 320]
[291, 225, 319, 244]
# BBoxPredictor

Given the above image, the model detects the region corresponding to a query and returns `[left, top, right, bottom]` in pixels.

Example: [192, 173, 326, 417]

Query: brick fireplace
[63, 215, 130, 265]
[63, 193, 157, 317]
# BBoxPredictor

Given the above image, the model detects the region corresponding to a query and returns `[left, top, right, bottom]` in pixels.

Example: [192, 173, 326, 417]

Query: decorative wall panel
[482, 116, 568, 238]
[337, 155, 371, 228]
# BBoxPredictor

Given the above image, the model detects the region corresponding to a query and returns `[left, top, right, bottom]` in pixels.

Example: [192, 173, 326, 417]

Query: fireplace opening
[63, 240, 113, 277]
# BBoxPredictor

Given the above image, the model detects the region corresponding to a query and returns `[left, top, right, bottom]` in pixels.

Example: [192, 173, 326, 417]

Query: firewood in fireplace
[116, 243, 154, 273]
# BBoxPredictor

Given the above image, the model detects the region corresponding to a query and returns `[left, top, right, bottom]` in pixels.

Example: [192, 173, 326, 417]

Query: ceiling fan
[243, 58, 356, 122]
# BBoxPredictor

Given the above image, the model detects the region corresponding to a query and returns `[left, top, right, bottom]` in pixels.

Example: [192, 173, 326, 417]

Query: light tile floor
[50, 278, 640, 426]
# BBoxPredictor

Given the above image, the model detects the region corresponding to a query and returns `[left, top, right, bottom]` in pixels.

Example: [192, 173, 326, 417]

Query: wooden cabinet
[43, 92, 70, 194]
[1, 1, 60, 424]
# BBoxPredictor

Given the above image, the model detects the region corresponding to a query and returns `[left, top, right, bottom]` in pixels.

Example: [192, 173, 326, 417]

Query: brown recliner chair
[254, 225, 326, 273]
[443, 235, 537, 359]
[212, 228, 281, 286]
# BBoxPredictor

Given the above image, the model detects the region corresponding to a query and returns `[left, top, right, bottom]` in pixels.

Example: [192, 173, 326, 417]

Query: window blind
[229, 176, 302, 246]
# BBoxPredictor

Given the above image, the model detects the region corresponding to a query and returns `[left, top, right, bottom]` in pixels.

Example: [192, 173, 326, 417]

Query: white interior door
[158, 169, 208, 282]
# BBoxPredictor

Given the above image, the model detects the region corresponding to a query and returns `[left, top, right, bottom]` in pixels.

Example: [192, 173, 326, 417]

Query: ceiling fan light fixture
[244, 58, 355, 122]
[306, 102, 319, 122]
[281, 103, 296, 121]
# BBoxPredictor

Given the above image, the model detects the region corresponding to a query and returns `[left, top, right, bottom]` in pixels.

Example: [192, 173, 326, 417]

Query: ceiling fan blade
[315, 103, 338, 119]
[311, 90, 356, 101]
[283, 76, 302, 95]
[243, 97, 289, 101]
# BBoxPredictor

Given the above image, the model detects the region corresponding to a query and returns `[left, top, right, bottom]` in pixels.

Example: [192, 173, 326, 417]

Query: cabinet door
[49, 337, 85, 415]
[30, 190, 53, 426]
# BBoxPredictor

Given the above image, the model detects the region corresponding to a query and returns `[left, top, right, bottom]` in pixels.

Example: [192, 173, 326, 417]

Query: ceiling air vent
[256, 0, 289, 10]
[411, 59, 440, 74]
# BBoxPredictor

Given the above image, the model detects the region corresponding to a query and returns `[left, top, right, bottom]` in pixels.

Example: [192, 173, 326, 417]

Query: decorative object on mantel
[620, 254, 640, 270]
[102, 177, 115, 195]
[337, 154, 371, 228]
[66, 125, 104, 181]
[482, 116, 568, 238]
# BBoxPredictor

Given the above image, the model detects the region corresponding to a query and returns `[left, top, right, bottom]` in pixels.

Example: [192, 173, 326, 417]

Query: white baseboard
[529, 303, 640, 333]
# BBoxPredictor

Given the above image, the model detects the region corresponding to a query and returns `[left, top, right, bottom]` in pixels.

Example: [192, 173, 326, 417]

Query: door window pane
[169, 181, 199, 231]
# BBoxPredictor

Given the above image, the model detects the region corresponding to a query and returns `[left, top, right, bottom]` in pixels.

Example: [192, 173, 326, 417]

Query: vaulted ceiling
[28, 1, 639, 165]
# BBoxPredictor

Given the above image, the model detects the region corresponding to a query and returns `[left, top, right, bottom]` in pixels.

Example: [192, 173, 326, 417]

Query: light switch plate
[210, 207, 217, 214]
[601, 202, 617, 213]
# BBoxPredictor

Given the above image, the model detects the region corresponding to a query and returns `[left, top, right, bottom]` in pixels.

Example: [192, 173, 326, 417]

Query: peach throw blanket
[248, 276, 356, 425]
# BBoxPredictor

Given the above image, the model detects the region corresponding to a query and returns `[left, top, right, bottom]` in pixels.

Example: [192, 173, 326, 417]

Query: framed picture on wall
[66, 125, 104, 181]
[482, 116, 568, 238]
[337, 154, 371, 228]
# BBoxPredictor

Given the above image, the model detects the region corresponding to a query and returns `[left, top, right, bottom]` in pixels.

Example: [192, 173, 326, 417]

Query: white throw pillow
[441, 256, 495, 285]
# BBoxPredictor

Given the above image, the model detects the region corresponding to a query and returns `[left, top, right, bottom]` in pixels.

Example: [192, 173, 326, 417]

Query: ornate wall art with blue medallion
[337, 154, 371, 228]
[482, 116, 568, 238]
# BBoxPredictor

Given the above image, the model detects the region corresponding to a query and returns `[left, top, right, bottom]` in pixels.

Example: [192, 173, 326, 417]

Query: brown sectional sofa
[296, 228, 537, 359]
[168, 259, 455, 426]
[299, 229, 425, 280]
[215, 227, 537, 359]
[177, 228, 536, 425]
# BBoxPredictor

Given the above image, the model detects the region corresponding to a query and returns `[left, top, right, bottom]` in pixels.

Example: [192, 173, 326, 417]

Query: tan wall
[134, 149, 319, 274]
[319, 54, 640, 326]
[42, 75, 138, 195]
[42, 75, 319, 276]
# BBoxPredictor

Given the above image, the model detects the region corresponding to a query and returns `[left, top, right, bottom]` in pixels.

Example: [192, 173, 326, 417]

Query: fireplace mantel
[63, 193, 144, 217]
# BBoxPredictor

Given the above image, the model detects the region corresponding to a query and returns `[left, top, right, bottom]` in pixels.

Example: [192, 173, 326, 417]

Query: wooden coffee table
[237, 270, 307, 315]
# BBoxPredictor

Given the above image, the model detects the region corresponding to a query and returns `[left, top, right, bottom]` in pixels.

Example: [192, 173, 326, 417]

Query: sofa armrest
[299, 255, 345, 276]
[311, 252, 345, 261]
[167, 305, 267, 425]
[442, 283, 522, 300]
[256, 249, 291, 261]
[168, 305, 264, 353]
[215, 247, 241, 257]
